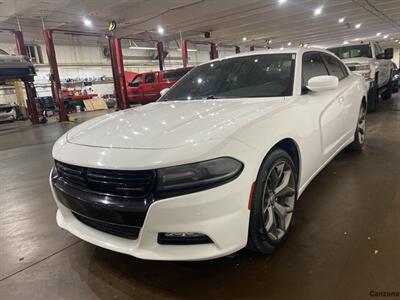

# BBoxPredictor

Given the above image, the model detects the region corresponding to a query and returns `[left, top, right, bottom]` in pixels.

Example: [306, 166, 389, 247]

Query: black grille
[55, 161, 155, 198]
[348, 66, 356, 71]
[73, 213, 140, 240]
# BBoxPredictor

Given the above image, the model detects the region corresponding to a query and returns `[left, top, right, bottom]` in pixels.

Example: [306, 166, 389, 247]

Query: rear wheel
[248, 148, 297, 254]
[348, 103, 366, 151]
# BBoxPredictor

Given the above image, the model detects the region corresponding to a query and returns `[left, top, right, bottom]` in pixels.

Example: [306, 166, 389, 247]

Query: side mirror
[160, 88, 170, 97]
[307, 75, 339, 92]
[384, 48, 393, 60]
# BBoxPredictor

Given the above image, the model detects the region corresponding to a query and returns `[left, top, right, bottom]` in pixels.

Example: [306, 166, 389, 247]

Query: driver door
[302, 52, 347, 160]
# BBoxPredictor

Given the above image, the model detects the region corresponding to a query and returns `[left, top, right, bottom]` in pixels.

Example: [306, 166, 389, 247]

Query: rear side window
[302, 52, 329, 86]
[144, 73, 156, 83]
[322, 53, 347, 80]
[163, 69, 190, 80]
[0, 49, 8, 55]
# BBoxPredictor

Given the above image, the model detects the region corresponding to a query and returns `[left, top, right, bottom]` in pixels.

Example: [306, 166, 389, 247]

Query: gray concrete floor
[0, 97, 400, 300]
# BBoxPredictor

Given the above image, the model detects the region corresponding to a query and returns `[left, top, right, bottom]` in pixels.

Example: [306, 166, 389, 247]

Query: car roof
[201, 47, 336, 65]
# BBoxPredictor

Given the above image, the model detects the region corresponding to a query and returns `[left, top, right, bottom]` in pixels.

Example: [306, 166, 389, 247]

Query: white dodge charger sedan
[50, 48, 367, 261]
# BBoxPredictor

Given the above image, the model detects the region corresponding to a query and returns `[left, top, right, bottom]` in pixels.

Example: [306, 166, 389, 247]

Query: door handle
[338, 97, 344, 103]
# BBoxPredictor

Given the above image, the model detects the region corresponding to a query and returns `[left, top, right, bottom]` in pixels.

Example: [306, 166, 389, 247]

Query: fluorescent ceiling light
[83, 18, 92, 27]
[343, 41, 349, 45]
[278, 0, 287, 4]
[355, 23, 361, 29]
[287, 42, 292, 46]
[314, 6, 322, 16]
[157, 26, 164, 35]
[376, 32, 381, 36]
[383, 35, 389, 39]
[177, 48, 198, 52]
[242, 37, 247, 41]
[338, 18, 345, 23]
[129, 46, 157, 50]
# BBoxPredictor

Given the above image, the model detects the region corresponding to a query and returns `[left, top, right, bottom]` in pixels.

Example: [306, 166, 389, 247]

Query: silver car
[0, 104, 17, 122]
[0, 48, 36, 81]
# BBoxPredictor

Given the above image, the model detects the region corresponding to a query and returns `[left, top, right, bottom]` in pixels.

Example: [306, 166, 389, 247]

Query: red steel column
[109, 36, 128, 110]
[13, 30, 39, 124]
[107, 35, 121, 105]
[235, 46, 241, 54]
[156, 41, 164, 71]
[210, 43, 218, 60]
[43, 29, 68, 122]
[180, 39, 188, 68]
[250, 45, 255, 51]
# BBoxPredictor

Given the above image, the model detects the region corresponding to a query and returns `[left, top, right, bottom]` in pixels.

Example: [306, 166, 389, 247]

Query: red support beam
[210, 43, 218, 60]
[156, 41, 164, 71]
[107, 35, 121, 105]
[250, 45, 255, 51]
[43, 29, 68, 122]
[235, 46, 241, 54]
[13, 30, 39, 124]
[114, 36, 128, 110]
[108, 35, 128, 110]
[180, 39, 188, 68]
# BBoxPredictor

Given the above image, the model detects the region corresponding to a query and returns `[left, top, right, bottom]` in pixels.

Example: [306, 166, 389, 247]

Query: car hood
[340, 57, 373, 65]
[66, 98, 285, 149]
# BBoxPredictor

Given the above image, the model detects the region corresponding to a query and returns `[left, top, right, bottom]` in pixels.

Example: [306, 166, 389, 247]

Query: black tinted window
[163, 69, 190, 80]
[0, 49, 8, 55]
[322, 53, 346, 80]
[302, 52, 329, 85]
[144, 73, 156, 83]
[328, 45, 372, 59]
[160, 54, 295, 101]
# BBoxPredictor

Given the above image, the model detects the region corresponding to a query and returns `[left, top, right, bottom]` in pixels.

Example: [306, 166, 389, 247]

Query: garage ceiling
[0, 0, 399, 48]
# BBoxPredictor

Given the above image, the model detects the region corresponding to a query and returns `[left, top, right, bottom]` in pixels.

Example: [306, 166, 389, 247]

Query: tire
[367, 84, 378, 113]
[381, 79, 392, 101]
[248, 148, 297, 254]
[347, 103, 366, 151]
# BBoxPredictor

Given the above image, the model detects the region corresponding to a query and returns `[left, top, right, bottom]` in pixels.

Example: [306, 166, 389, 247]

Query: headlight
[354, 64, 370, 71]
[354, 64, 371, 79]
[156, 157, 243, 198]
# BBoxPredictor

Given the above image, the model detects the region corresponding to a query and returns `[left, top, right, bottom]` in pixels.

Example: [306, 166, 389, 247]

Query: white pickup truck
[327, 42, 394, 112]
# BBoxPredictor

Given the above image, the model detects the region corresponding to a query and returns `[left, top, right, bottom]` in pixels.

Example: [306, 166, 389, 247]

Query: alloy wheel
[262, 160, 296, 241]
[358, 106, 366, 144]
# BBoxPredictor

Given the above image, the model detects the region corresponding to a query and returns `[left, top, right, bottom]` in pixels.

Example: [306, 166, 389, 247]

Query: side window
[144, 73, 156, 83]
[322, 53, 346, 80]
[302, 52, 329, 86]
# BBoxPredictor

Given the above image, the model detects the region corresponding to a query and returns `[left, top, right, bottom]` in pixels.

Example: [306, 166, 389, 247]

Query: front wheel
[348, 103, 366, 151]
[247, 148, 297, 254]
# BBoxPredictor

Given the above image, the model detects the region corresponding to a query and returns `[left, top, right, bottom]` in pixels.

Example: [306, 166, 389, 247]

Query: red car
[127, 67, 192, 104]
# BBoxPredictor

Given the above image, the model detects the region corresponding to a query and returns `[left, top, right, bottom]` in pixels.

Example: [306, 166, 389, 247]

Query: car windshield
[0, 49, 8, 55]
[159, 53, 295, 101]
[328, 45, 372, 59]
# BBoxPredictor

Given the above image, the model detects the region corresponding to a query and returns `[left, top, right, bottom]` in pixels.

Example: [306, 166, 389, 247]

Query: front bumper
[50, 167, 251, 261]
[0, 110, 16, 122]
